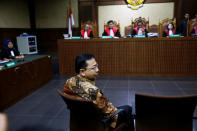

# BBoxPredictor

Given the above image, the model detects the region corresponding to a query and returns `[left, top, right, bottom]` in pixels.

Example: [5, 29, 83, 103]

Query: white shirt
[84, 31, 88, 39]
[169, 30, 173, 35]
[110, 29, 114, 37]
[10, 51, 15, 57]
[138, 29, 143, 35]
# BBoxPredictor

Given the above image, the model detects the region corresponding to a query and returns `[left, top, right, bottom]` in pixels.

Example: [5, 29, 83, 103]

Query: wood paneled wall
[0, 28, 32, 50]
[35, 28, 80, 52]
[0, 28, 81, 52]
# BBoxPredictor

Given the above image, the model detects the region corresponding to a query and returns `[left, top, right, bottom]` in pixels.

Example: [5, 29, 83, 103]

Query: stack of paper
[0, 60, 9, 64]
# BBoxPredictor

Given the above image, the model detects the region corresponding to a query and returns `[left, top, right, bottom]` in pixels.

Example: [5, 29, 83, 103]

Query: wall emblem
[126, 0, 144, 10]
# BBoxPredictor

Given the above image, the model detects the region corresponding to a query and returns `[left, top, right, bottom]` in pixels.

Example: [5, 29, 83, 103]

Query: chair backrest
[57, 89, 109, 131]
[81, 21, 98, 37]
[132, 17, 149, 30]
[124, 24, 133, 36]
[135, 93, 197, 131]
[159, 18, 176, 37]
[148, 24, 159, 33]
[104, 21, 120, 31]
[57, 89, 102, 117]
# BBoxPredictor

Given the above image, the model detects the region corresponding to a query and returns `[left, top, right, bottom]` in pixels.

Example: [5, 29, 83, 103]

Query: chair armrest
[193, 116, 197, 119]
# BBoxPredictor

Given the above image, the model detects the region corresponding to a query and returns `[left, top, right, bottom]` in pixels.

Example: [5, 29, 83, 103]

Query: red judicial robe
[81, 29, 92, 38]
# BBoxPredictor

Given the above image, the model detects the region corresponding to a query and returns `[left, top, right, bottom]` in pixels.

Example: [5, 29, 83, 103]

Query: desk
[58, 37, 197, 76]
[0, 55, 53, 111]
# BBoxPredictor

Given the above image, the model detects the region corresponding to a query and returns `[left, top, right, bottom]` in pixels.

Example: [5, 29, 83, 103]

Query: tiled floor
[4, 75, 197, 131]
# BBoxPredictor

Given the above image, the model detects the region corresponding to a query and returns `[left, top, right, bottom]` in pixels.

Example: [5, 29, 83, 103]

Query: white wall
[0, 0, 79, 28]
[0, 0, 30, 28]
[98, 2, 174, 36]
[35, 0, 79, 28]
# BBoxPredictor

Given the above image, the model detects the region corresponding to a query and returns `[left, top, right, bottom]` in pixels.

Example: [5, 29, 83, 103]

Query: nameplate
[148, 33, 159, 37]
[191, 34, 197, 37]
[102, 36, 113, 39]
[169, 34, 181, 37]
[71, 36, 81, 39]
[134, 35, 146, 38]
[125, 35, 132, 38]
[5, 61, 16, 67]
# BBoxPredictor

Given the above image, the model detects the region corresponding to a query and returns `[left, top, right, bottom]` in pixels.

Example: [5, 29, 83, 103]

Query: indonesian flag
[68, 6, 75, 37]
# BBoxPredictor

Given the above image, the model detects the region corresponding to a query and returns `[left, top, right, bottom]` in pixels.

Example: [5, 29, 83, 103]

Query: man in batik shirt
[64, 54, 134, 130]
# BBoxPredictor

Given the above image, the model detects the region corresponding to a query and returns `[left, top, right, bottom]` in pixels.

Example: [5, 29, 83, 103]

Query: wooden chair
[57, 89, 127, 131]
[159, 18, 176, 37]
[189, 19, 197, 36]
[148, 24, 159, 33]
[135, 93, 197, 131]
[104, 21, 120, 31]
[124, 24, 133, 36]
[132, 17, 149, 30]
[81, 21, 98, 37]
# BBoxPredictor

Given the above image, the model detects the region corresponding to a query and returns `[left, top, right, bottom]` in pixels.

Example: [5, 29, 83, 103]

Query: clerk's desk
[58, 37, 197, 76]
[0, 55, 53, 111]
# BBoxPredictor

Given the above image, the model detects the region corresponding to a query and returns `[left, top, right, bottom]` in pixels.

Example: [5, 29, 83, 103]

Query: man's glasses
[86, 64, 98, 71]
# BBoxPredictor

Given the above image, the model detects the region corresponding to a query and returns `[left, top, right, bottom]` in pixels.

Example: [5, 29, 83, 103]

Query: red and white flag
[68, 6, 75, 37]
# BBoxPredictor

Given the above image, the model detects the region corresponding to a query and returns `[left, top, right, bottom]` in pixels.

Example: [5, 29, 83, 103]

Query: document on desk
[0, 60, 9, 64]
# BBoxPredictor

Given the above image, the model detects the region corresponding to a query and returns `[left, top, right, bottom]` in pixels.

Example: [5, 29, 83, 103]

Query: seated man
[131, 21, 148, 37]
[102, 20, 121, 38]
[64, 54, 134, 130]
[81, 24, 93, 39]
[0, 40, 24, 61]
[180, 13, 190, 36]
[162, 23, 177, 37]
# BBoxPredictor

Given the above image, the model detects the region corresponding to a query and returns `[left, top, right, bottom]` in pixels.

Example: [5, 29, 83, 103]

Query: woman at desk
[162, 23, 177, 37]
[0, 40, 24, 61]
[191, 24, 197, 36]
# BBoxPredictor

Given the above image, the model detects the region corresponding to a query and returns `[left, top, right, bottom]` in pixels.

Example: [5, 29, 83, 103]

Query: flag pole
[67, 8, 69, 33]
[68, 0, 75, 38]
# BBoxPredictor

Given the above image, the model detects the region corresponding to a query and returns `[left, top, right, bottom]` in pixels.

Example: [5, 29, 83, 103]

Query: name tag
[169, 34, 181, 37]
[102, 36, 113, 39]
[5, 61, 16, 67]
[71, 36, 81, 39]
[134, 35, 146, 38]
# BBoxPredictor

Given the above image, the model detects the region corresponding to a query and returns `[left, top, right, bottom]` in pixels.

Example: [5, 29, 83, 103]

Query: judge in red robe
[191, 25, 197, 36]
[102, 20, 121, 38]
[80, 24, 93, 39]
[131, 21, 148, 37]
[163, 23, 177, 37]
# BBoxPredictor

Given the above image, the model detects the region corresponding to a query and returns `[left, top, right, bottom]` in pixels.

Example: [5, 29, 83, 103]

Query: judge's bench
[58, 37, 197, 76]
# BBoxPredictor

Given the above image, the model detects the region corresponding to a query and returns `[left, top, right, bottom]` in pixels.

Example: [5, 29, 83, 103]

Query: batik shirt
[64, 75, 118, 128]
